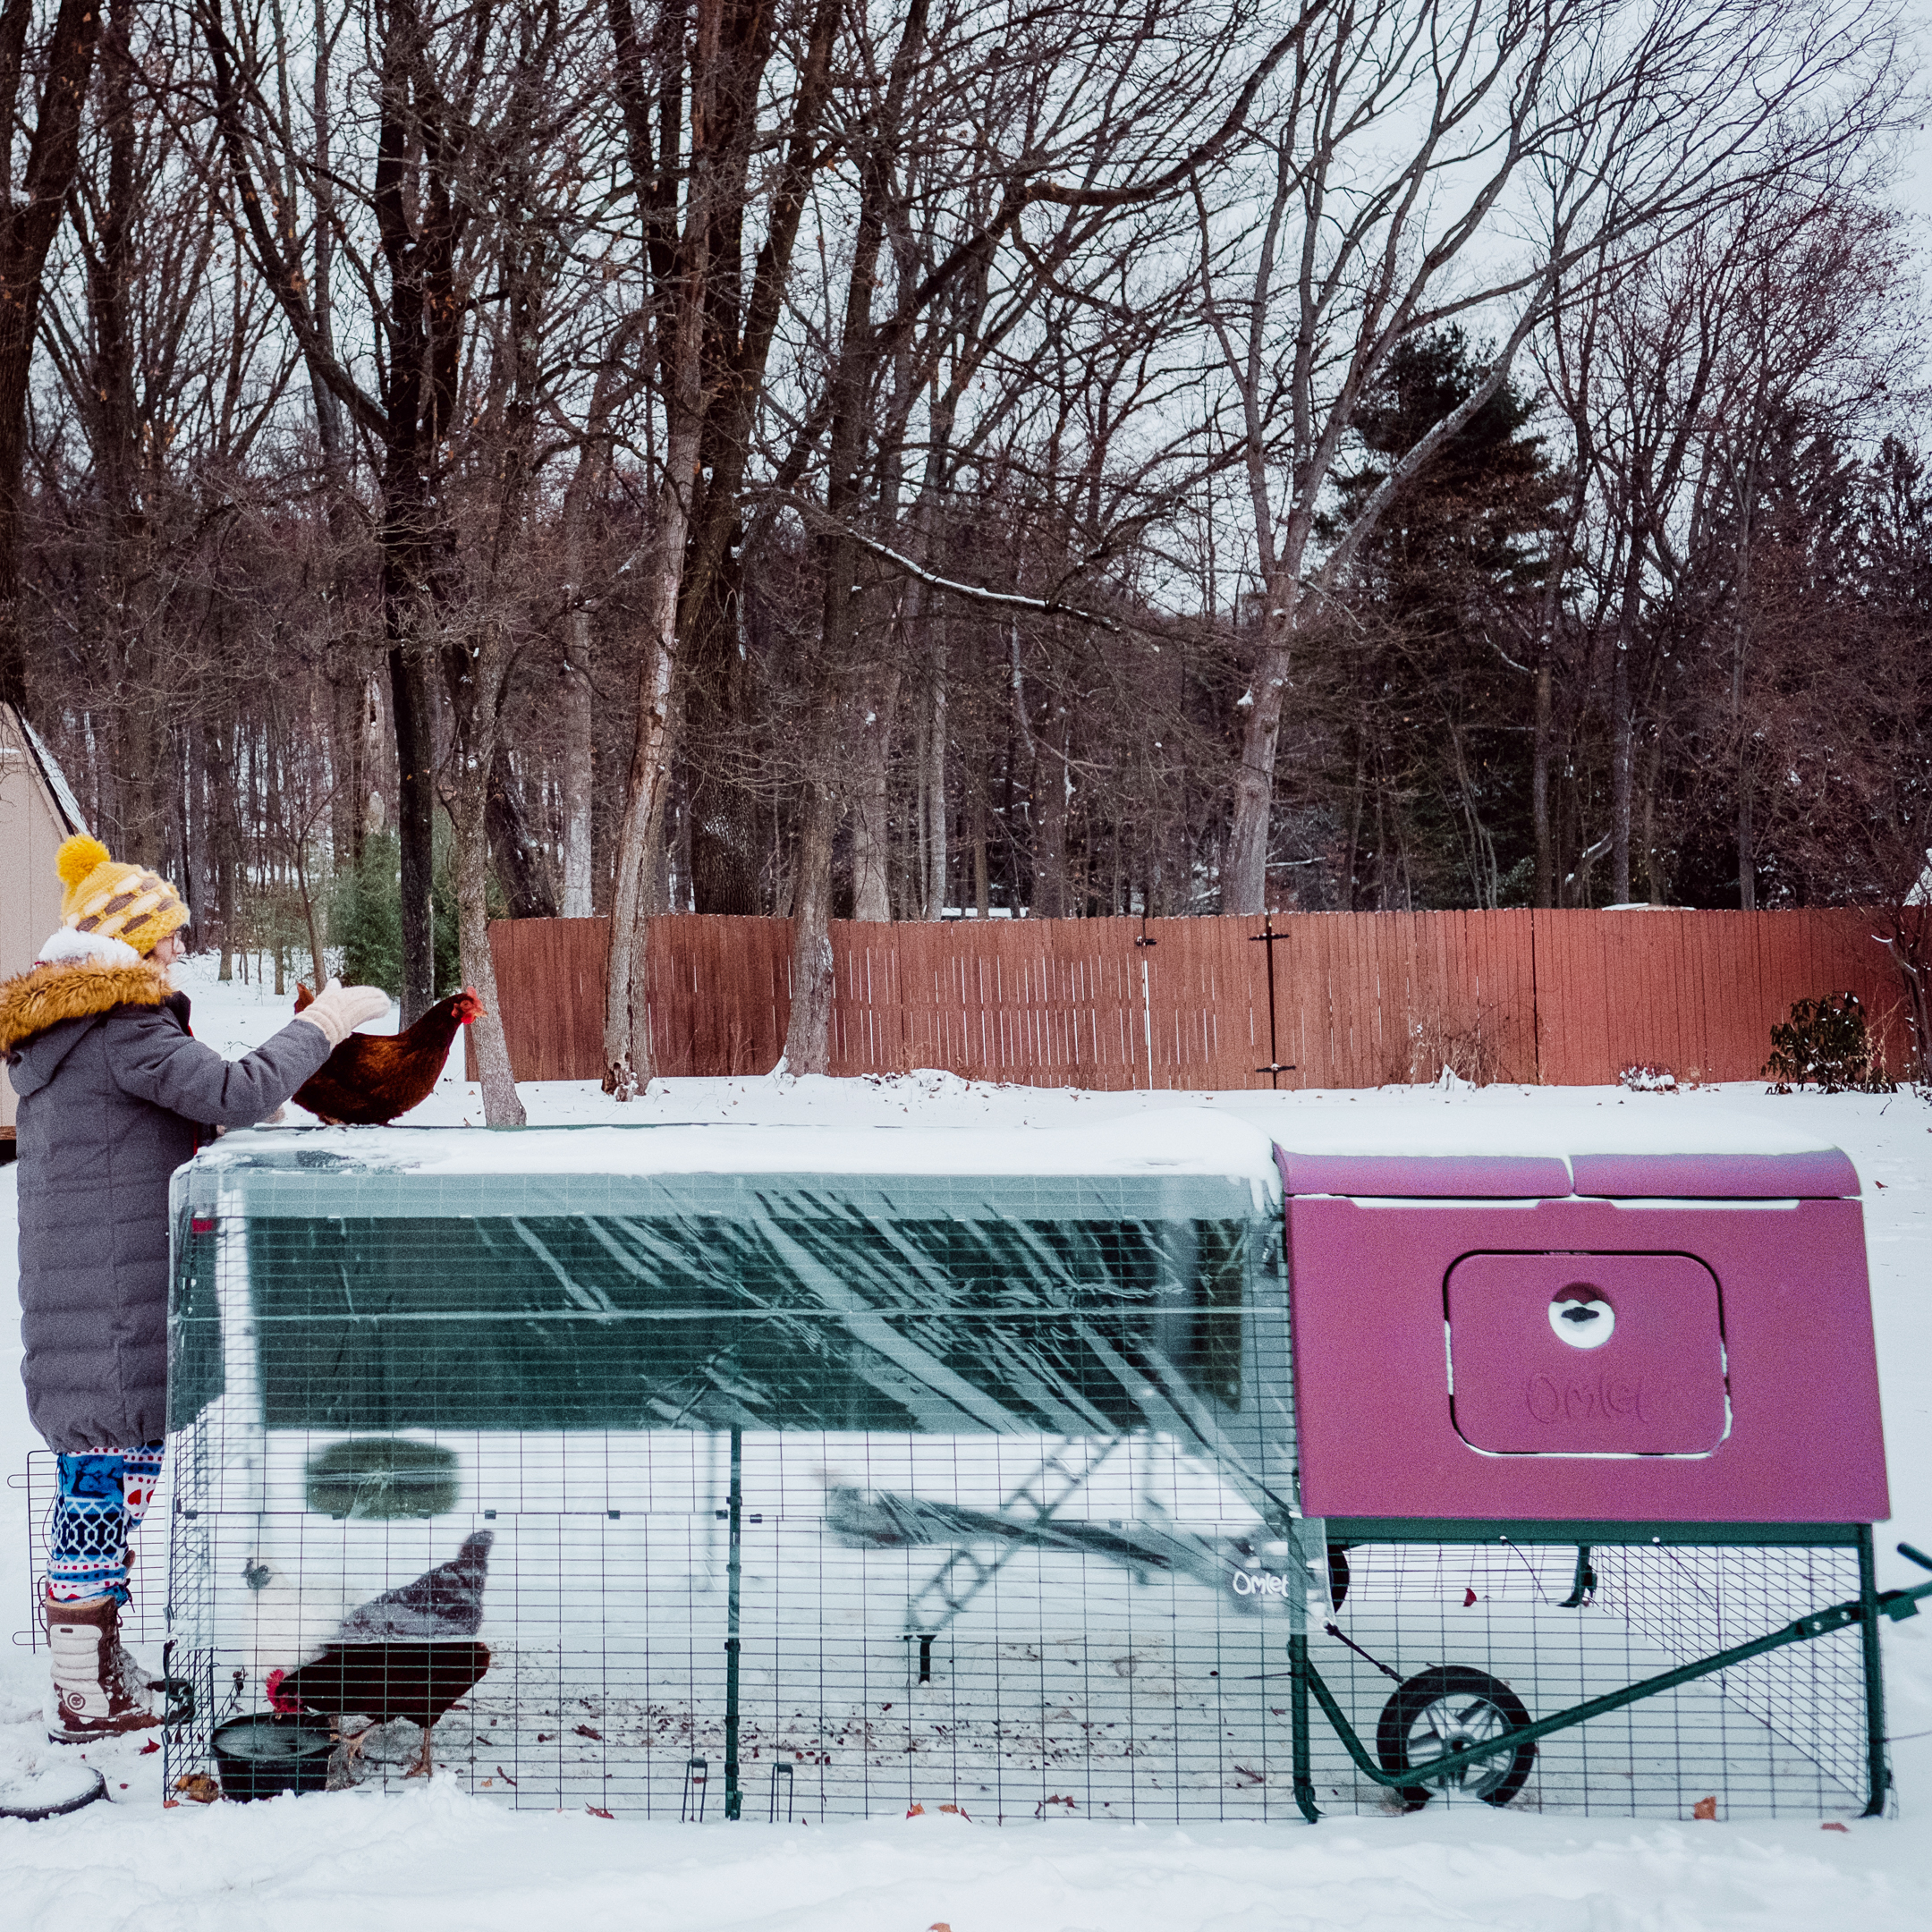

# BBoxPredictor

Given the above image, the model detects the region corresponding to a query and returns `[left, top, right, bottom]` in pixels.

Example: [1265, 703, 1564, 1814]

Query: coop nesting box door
[1445, 1253, 1728, 1455]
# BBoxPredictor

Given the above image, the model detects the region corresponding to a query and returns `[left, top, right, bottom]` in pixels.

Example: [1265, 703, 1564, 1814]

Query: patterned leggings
[47, 1445, 165, 1605]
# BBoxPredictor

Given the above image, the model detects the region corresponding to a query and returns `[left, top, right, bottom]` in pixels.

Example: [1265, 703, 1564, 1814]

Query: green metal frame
[1321, 1517, 1873, 1547]
[1288, 1528, 1932, 1825]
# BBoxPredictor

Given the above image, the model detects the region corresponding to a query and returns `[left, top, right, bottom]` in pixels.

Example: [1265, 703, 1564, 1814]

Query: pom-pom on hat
[55, 834, 189, 957]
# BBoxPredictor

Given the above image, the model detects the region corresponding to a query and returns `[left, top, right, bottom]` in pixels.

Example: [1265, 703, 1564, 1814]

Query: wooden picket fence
[476, 908, 1911, 1090]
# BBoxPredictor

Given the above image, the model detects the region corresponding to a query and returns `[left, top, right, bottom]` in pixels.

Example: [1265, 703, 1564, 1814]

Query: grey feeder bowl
[211, 1714, 337, 1800]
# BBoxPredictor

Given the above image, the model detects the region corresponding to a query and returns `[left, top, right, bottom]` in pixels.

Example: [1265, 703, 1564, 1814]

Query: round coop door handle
[1548, 1284, 1615, 1350]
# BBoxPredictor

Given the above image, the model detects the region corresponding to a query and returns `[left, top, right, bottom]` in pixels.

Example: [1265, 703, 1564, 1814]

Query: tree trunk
[445, 724, 524, 1124]
[1736, 769, 1756, 911]
[216, 714, 238, 977]
[1732, 451, 1758, 911]
[329, 665, 368, 871]
[0, 0, 101, 712]
[387, 637, 438, 1021]
[777, 0, 928, 1060]
[1640, 727, 1666, 905]
[1032, 710, 1072, 919]
[1222, 605, 1293, 913]
[600, 447, 692, 1097]
[89, 2, 160, 869]
[780, 770, 838, 1074]
[186, 712, 211, 934]
[849, 668, 899, 921]
[1531, 647, 1555, 909]
[971, 761, 989, 918]
[487, 741, 556, 919]
[557, 436, 606, 917]
[559, 649, 596, 917]
[1609, 623, 1634, 905]
[925, 654, 947, 919]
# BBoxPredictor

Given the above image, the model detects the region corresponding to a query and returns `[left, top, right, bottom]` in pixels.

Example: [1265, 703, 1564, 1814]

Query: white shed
[1, 701, 86, 1139]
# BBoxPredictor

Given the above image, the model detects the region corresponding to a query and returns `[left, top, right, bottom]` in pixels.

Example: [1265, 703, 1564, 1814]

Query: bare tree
[203, 0, 504, 1022]
[1541, 191, 1911, 904]
[770, 0, 1311, 1072]
[1198, 0, 1909, 913]
[597, 0, 843, 1097]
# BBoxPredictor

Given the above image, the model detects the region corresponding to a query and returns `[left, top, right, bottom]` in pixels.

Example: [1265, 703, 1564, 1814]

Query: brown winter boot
[43, 1589, 162, 1743]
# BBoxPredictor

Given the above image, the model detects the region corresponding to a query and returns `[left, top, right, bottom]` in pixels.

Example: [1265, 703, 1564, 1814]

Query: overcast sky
[1896, 3, 1932, 225]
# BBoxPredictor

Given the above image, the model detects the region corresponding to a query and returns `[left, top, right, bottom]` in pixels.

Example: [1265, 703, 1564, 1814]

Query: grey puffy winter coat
[1, 956, 331, 1452]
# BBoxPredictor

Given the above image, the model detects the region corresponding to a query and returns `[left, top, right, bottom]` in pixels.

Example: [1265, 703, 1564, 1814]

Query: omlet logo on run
[1230, 1569, 1294, 1598]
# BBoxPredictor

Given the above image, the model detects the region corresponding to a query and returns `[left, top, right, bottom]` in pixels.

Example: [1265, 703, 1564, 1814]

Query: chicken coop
[141, 1110, 1919, 1822]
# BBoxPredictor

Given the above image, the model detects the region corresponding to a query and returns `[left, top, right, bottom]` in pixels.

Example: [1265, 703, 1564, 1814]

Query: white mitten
[295, 979, 393, 1047]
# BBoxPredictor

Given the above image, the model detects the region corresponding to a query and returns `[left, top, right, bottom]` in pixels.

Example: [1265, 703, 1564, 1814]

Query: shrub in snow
[1406, 1006, 1504, 1086]
[1618, 1063, 1678, 1092]
[1764, 992, 1894, 1095]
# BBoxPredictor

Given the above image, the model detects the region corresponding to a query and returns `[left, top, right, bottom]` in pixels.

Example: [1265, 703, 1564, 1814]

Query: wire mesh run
[103, 1132, 1885, 1820]
[1305, 1538, 1874, 1820]
[23, 1452, 1880, 1821]
[161, 1427, 1316, 1819]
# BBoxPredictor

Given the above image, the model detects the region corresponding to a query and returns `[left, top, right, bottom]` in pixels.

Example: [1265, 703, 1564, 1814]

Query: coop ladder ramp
[903, 1433, 1123, 1635]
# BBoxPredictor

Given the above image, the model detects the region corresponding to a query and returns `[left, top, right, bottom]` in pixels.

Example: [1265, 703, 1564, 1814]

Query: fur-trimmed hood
[0, 949, 172, 1056]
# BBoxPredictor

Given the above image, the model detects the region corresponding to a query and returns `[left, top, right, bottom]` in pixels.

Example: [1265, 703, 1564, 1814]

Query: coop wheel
[1375, 1665, 1535, 1809]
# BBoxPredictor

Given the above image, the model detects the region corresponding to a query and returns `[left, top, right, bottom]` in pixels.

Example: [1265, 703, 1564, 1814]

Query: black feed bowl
[211, 1713, 336, 1800]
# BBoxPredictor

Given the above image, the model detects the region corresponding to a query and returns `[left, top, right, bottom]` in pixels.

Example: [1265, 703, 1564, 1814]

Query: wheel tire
[1375, 1665, 1535, 1810]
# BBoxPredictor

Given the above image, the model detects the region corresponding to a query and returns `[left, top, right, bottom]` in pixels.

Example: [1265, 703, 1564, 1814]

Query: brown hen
[266, 1642, 491, 1777]
[291, 985, 485, 1124]
[266, 1530, 495, 1778]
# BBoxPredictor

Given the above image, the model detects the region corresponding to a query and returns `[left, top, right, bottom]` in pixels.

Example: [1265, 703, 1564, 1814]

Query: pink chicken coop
[83, 1105, 1928, 1825]
[1269, 1106, 1928, 1822]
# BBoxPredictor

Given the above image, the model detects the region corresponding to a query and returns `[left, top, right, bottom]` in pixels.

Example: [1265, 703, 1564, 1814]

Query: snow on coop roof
[1233, 1097, 1860, 1199]
[197, 1107, 1280, 1181]
[176, 1109, 1288, 1222]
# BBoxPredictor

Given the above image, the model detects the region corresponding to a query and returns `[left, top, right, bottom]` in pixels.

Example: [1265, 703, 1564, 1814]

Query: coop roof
[166, 1111, 1292, 1455]
[175, 1110, 1284, 1221]
[1248, 1099, 1859, 1199]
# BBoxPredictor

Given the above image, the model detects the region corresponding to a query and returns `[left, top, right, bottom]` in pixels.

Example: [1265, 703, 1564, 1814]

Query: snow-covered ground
[2, 952, 1929, 1928]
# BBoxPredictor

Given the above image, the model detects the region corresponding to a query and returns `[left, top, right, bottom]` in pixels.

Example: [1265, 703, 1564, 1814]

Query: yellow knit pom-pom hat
[55, 834, 189, 956]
